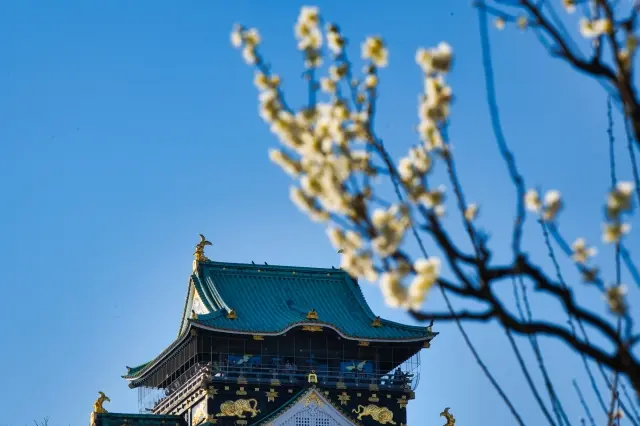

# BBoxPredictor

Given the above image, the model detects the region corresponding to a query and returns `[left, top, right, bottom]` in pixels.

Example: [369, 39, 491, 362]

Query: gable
[178, 279, 211, 336]
[262, 389, 356, 426]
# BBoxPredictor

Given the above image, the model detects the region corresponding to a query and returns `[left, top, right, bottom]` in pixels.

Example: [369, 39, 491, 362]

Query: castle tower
[91, 239, 438, 426]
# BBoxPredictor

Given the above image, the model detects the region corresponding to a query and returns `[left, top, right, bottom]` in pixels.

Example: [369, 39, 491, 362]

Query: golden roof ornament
[307, 370, 318, 383]
[440, 407, 455, 426]
[426, 319, 434, 334]
[371, 316, 382, 327]
[306, 309, 319, 320]
[194, 234, 212, 263]
[227, 309, 237, 320]
[89, 392, 110, 426]
[93, 392, 110, 413]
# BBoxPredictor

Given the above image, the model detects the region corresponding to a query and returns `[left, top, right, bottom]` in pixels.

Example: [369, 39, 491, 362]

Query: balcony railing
[140, 357, 420, 413]
[209, 365, 415, 390]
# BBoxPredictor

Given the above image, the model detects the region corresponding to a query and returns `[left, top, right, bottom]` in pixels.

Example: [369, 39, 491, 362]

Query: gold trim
[237, 376, 248, 384]
[371, 316, 383, 327]
[358, 341, 370, 347]
[303, 392, 324, 407]
[423, 341, 431, 348]
[236, 387, 247, 396]
[336, 381, 346, 389]
[270, 379, 281, 386]
[227, 309, 237, 320]
[306, 309, 319, 320]
[302, 325, 323, 332]
[369, 384, 379, 391]
[368, 393, 379, 403]
[307, 371, 318, 383]
[252, 335, 264, 340]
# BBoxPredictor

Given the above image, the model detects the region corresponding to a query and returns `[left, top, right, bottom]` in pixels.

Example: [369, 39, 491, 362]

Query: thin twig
[477, 0, 527, 258]
[573, 379, 597, 426]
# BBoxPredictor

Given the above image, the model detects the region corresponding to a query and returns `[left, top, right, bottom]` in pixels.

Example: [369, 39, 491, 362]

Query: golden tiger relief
[352, 404, 396, 424]
[216, 398, 261, 418]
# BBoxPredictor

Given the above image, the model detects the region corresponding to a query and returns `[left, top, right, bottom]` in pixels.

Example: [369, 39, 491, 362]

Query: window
[290, 409, 345, 426]
[295, 417, 311, 426]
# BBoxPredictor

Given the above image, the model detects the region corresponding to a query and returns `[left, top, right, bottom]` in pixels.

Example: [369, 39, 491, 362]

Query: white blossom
[571, 238, 597, 264]
[362, 36, 388, 67]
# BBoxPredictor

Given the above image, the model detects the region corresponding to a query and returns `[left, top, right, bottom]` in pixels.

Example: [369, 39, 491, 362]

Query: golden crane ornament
[440, 407, 455, 426]
[194, 234, 212, 262]
[89, 392, 111, 426]
[93, 392, 110, 414]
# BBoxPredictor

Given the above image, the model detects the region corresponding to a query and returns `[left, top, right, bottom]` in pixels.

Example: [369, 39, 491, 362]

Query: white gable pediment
[179, 283, 210, 335]
[191, 289, 208, 315]
[267, 389, 355, 426]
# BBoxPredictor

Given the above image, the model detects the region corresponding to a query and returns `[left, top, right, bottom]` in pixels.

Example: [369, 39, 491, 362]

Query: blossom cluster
[603, 182, 633, 244]
[231, 7, 452, 310]
[491, 0, 637, 72]
[570, 2, 637, 71]
[231, 5, 636, 319]
[524, 188, 562, 222]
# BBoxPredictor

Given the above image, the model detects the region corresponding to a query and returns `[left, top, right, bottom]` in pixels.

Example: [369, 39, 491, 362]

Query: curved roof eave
[123, 322, 195, 382]
[191, 320, 436, 343]
[124, 320, 437, 382]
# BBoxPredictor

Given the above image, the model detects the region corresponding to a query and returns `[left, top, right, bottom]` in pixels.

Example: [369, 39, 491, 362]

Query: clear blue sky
[1, 1, 638, 425]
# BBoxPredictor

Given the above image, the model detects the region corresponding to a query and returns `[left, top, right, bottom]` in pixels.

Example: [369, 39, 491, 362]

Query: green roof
[124, 260, 437, 380]
[189, 261, 433, 340]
